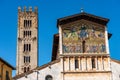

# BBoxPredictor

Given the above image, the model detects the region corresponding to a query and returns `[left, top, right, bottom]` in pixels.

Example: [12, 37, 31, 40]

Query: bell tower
[57, 12, 112, 80]
[16, 6, 38, 75]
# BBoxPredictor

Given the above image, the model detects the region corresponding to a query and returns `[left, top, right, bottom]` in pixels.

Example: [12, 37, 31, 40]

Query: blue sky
[0, 0, 120, 76]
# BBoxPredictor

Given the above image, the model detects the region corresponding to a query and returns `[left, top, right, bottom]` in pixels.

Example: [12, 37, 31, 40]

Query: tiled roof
[0, 57, 16, 70]
[111, 58, 120, 64]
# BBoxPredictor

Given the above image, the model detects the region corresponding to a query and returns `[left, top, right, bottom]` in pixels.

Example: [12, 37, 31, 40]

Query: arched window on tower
[26, 44, 28, 51]
[23, 31, 25, 38]
[23, 44, 26, 52]
[27, 67, 30, 71]
[29, 31, 31, 37]
[30, 20, 32, 27]
[24, 20, 26, 27]
[28, 44, 31, 52]
[45, 75, 53, 80]
[24, 67, 26, 73]
[29, 56, 30, 62]
[28, 20, 29, 27]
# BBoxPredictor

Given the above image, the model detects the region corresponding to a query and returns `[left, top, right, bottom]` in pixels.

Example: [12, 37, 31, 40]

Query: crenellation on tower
[29, 6, 32, 12]
[34, 7, 38, 13]
[18, 6, 38, 13]
[18, 7, 21, 12]
[23, 6, 27, 12]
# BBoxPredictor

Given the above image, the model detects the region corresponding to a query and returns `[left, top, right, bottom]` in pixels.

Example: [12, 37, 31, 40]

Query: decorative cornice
[60, 53, 110, 57]
[61, 71, 112, 73]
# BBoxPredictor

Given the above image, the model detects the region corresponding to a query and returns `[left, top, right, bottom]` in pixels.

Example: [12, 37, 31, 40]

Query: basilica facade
[13, 7, 120, 80]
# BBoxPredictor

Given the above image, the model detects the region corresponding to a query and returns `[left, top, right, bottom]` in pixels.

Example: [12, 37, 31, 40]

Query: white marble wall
[64, 72, 111, 80]
[17, 62, 61, 80]
[16, 59, 114, 80]
[111, 60, 120, 80]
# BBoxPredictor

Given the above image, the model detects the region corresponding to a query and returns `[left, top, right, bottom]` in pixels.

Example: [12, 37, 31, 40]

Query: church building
[13, 7, 120, 80]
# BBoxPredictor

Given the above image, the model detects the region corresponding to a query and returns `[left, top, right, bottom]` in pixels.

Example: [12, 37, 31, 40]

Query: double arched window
[24, 67, 30, 73]
[45, 75, 53, 80]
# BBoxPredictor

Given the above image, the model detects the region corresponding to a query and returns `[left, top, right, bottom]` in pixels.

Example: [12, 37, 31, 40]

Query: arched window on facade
[92, 58, 96, 69]
[75, 58, 79, 69]
[45, 75, 53, 80]
[82, 40, 86, 53]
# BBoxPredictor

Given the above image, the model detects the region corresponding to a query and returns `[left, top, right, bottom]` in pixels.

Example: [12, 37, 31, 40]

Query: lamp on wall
[24, 70, 39, 80]
[25, 74, 28, 78]
[25, 74, 32, 80]
[33, 69, 39, 80]
[48, 64, 51, 69]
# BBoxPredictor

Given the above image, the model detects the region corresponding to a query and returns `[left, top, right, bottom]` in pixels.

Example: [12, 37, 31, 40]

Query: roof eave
[0, 57, 16, 70]
[57, 12, 109, 27]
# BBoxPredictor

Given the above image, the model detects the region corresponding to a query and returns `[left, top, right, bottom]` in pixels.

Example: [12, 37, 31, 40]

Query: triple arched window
[23, 31, 31, 38]
[24, 20, 32, 28]
[23, 44, 31, 52]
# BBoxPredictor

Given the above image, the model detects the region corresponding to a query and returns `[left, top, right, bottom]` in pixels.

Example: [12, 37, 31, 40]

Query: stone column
[95, 57, 98, 70]
[105, 27, 110, 54]
[59, 26, 63, 55]
[68, 57, 70, 71]
[79, 57, 82, 70]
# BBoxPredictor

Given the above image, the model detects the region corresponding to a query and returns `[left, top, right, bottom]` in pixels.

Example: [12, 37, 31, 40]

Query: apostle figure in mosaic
[63, 44, 69, 53]
[69, 27, 78, 38]
[91, 27, 97, 38]
[79, 25, 88, 39]
[101, 44, 106, 52]
[63, 32, 68, 38]
[75, 45, 82, 53]
[98, 32, 104, 38]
